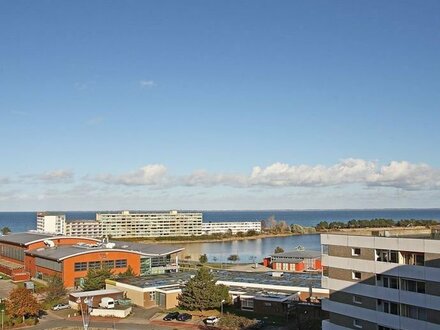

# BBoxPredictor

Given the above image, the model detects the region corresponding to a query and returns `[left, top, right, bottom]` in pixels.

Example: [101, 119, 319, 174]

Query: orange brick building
[264, 250, 322, 272]
[0, 232, 183, 287]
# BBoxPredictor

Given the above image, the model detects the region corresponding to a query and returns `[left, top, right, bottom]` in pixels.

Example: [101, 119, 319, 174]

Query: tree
[81, 267, 113, 291]
[1, 226, 11, 235]
[227, 254, 239, 262]
[178, 267, 230, 311]
[274, 246, 284, 254]
[199, 254, 208, 264]
[45, 275, 66, 303]
[6, 287, 40, 322]
[118, 265, 136, 278]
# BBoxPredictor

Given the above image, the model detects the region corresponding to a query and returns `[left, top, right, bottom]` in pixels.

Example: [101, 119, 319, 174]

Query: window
[378, 326, 397, 330]
[353, 295, 362, 304]
[378, 275, 399, 289]
[401, 304, 427, 321]
[400, 278, 425, 293]
[376, 250, 398, 263]
[382, 301, 399, 315]
[74, 262, 87, 272]
[115, 259, 127, 268]
[103, 260, 115, 269]
[401, 252, 424, 266]
[352, 271, 361, 280]
[352, 248, 361, 256]
[241, 298, 254, 310]
[322, 244, 329, 255]
[322, 266, 329, 277]
[353, 319, 362, 329]
[88, 261, 101, 270]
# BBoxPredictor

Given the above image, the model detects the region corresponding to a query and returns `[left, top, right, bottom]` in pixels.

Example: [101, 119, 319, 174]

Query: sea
[1, 209, 440, 233]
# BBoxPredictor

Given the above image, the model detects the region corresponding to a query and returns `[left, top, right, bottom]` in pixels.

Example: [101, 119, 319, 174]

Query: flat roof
[271, 250, 321, 259]
[25, 241, 184, 261]
[70, 288, 123, 298]
[0, 232, 55, 246]
[115, 270, 322, 289]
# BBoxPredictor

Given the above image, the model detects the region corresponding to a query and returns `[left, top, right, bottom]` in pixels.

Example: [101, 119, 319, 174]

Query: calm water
[1, 209, 440, 262]
[169, 234, 322, 262]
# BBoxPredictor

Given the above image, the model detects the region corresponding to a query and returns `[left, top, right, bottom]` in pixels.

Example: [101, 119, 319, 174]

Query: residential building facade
[321, 232, 440, 330]
[202, 221, 261, 235]
[96, 210, 203, 238]
[36, 212, 66, 234]
[65, 220, 102, 238]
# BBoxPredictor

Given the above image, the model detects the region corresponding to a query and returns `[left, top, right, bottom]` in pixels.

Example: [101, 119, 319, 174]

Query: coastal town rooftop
[114, 270, 322, 289]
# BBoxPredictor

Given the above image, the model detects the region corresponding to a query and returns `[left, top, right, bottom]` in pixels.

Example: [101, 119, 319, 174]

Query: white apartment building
[36, 212, 66, 234]
[202, 221, 261, 235]
[321, 231, 440, 330]
[65, 220, 102, 238]
[96, 210, 203, 238]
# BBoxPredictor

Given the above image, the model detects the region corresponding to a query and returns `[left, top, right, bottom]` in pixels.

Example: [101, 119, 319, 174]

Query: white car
[52, 303, 70, 311]
[204, 316, 220, 325]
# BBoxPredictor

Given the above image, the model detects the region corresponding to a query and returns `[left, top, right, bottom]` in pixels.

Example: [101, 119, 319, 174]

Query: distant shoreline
[128, 232, 306, 244]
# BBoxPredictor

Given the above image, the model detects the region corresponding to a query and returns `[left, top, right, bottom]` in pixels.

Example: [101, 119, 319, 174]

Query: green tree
[227, 254, 239, 262]
[315, 221, 329, 231]
[81, 267, 113, 291]
[1, 226, 11, 235]
[118, 265, 136, 278]
[6, 287, 40, 322]
[199, 254, 208, 264]
[178, 267, 230, 311]
[45, 275, 66, 303]
[274, 246, 284, 254]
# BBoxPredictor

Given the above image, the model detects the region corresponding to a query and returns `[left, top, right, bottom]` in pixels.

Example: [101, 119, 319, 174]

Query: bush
[218, 313, 257, 329]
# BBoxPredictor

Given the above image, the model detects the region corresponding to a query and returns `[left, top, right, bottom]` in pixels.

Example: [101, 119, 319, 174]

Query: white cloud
[249, 159, 376, 187]
[95, 164, 167, 186]
[38, 170, 74, 183]
[367, 161, 440, 190]
[92, 159, 440, 191]
[139, 80, 157, 88]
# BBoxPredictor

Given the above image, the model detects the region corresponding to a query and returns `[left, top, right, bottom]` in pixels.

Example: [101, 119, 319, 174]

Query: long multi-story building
[37, 210, 203, 238]
[321, 230, 440, 330]
[97, 210, 203, 238]
[202, 221, 261, 235]
[36, 212, 66, 234]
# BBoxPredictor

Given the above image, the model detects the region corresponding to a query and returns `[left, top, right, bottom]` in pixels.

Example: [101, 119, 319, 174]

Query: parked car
[163, 312, 180, 321]
[177, 313, 192, 321]
[52, 303, 70, 311]
[99, 297, 115, 309]
[204, 316, 220, 325]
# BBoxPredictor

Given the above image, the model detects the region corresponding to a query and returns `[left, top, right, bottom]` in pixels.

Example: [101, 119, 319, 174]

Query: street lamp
[221, 299, 225, 316]
[1, 309, 4, 330]
[77, 296, 93, 330]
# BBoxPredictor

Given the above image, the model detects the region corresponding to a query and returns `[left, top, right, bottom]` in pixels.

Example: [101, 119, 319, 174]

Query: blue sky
[1, 1, 440, 211]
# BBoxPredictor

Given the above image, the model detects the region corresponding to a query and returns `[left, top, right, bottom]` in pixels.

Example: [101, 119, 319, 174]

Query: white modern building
[321, 231, 440, 330]
[202, 221, 261, 235]
[36, 212, 66, 234]
[65, 220, 102, 238]
[96, 210, 203, 238]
